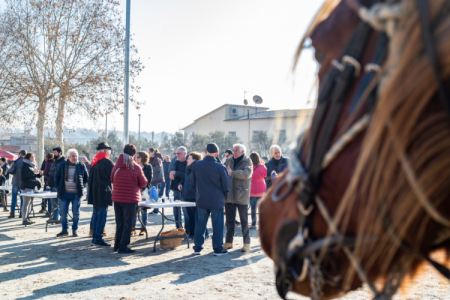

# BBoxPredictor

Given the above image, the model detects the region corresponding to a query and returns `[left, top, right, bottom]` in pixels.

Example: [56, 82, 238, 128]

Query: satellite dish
[244, 99, 248, 105]
[253, 95, 263, 105]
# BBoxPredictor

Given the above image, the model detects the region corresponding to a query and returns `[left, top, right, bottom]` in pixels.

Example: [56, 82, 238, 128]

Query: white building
[182, 104, 313, 150]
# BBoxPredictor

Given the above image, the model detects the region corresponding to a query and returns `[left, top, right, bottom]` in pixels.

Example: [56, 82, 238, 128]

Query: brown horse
[259, 0, 450, 299]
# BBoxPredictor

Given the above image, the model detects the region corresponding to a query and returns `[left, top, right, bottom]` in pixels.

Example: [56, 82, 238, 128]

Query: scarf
[91, 152, 110, 166]
[233, 154, 244, 170]
[272, 157, 282, 167]
[65, 161, 78, 184]
[123, 153, 134, 169]
[23, 159, 36, 167]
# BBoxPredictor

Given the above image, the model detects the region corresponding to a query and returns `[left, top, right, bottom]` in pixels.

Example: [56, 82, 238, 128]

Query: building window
[229, 131, 236, 138]
[278, 130, 286, 144]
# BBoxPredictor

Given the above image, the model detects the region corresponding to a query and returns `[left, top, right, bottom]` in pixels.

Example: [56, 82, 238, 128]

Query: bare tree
[250, 131, 289, 159]
[0, 0, 144, 162]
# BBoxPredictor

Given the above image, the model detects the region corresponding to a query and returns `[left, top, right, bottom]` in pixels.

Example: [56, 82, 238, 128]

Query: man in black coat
[88, 142, 114, 247]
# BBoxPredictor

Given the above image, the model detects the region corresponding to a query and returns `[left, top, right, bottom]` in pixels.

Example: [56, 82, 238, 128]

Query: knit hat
[206, 143, 219, 154]
[123, 144, 137, 156]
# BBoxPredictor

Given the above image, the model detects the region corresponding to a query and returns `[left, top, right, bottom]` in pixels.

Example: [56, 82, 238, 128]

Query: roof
[225, 109, 314, 121]
[0, 145, 21, 152]
[193, 104, 269, 122]
[182, 122, 195, 131]
[181, 103, 270, 130]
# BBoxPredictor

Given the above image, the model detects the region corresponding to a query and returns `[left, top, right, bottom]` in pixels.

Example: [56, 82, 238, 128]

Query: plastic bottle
[149, 186, 158, 203]
[143, 187, 149, 198]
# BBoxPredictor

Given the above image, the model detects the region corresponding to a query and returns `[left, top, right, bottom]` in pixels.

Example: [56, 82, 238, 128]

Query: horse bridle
[271, 1, 450, 299]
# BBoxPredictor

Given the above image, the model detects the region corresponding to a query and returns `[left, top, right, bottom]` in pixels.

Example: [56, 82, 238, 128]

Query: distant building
[0, 145, 21, 153]
[182, 104, 313, 151]
[3, 129, 37, 154]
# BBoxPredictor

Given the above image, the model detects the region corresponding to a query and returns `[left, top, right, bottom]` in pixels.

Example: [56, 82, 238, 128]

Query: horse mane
[332, 0, 450, 287]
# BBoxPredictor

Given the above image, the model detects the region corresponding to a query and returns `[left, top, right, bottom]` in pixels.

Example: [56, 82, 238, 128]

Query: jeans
[173, 191, 184, 229]
[151, 184, 160, 213]
[48, 199, 52, 212]
[159, 181, 170, 197]
[51, 187, 60, 220]
[225, 203, 250, 244]
[182, 207, 189, 235]
[11, 185, 23, 214]
[60, 193, 81, 233]
[194, 207, 224, 253]
[92, 206, 108, 241]
[250, 197, 260, 226]
[133, 207, 147, 228]
[186, 206, 209, 238]
[114, 202, 136, 251]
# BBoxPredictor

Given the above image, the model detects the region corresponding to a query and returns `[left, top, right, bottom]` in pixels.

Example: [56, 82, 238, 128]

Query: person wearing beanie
[111, 144, 148, 254]
[190, 143, 230, 256]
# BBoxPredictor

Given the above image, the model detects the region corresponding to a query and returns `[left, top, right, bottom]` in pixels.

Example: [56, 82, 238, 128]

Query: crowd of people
[1, 141, 290, 256]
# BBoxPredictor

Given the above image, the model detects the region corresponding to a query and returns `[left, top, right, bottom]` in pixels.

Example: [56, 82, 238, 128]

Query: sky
[84, 0, 322, 135]
[3, 0, 324, 135]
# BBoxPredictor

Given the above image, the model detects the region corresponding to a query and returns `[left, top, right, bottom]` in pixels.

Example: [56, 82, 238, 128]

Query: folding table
[137, 200, 196, 252]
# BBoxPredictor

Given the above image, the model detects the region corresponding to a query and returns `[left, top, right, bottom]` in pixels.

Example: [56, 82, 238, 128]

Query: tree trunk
[55, 98, 66, 154]
[36, 100, 47, 166]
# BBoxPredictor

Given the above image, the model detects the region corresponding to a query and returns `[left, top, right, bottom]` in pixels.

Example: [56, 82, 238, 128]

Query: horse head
[259, 0, 450, 299]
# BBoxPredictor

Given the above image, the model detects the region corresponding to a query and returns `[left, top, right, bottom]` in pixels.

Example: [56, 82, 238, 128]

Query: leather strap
[417, 0, 450, 119]
[301, 20, 375, 210]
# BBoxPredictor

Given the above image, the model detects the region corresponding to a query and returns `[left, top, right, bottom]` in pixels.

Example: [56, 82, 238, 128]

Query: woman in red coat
[111, 144, 148, 254]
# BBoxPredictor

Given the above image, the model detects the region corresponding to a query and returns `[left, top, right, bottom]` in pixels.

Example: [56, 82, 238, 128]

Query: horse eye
[314, 49, 326, 65]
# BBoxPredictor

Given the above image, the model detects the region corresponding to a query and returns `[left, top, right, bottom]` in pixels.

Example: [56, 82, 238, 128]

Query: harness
[271, 1, 450, 299]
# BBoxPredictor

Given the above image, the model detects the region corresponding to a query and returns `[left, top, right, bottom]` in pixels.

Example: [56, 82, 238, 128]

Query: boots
[7, 213, 14, 218]
[3, 207, 8, 212]
[223, 243, 233, 250]
[241, 244, 251, 252]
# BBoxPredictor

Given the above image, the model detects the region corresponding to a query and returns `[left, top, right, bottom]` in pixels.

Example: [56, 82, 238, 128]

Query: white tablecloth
[138, 201, 196, 209]
[21, 192, 58, 199]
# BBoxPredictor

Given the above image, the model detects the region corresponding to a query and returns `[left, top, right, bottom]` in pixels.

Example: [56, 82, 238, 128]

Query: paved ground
[0, 199, 448, 299]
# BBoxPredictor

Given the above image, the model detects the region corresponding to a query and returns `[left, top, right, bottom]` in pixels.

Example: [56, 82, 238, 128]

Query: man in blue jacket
[190, 143, 230, 256]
